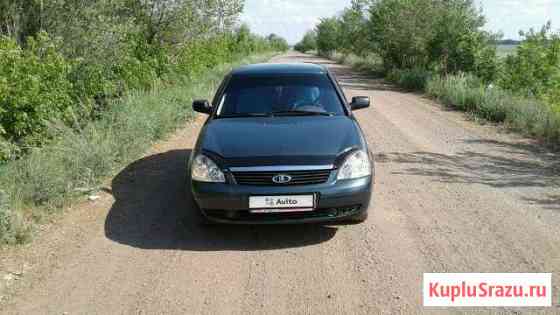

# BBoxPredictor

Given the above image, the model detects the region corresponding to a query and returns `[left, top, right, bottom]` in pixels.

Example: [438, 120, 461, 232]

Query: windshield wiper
[219, 113, 272, 118]
[271, 110, 335, 117]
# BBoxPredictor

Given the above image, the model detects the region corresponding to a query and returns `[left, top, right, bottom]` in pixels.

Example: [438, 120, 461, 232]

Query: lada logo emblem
[272, 174, 292, 184]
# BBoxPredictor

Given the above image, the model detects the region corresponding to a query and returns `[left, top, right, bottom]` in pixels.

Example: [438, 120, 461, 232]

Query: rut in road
[1, 52, 559, 314]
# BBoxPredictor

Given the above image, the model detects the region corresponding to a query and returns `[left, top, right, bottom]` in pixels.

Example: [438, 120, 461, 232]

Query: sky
[241, 0, 560, 44]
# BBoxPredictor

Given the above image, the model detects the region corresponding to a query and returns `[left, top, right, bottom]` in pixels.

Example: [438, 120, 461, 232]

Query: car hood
[198, 116, 364, 166]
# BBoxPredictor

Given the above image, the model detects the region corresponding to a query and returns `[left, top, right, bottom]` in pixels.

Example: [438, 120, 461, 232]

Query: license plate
[249, 195, 315, 213]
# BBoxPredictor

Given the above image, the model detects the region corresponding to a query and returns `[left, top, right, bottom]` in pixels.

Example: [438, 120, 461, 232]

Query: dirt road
[1, 52, 559, 314]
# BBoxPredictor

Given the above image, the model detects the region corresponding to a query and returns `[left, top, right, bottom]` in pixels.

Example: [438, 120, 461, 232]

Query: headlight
[337, 150, 371, 180]
[191, 154, 226, 183]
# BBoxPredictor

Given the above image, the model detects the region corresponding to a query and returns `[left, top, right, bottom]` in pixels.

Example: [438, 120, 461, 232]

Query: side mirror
[193, 99, 212, 114]
[350, 96, 371, 111]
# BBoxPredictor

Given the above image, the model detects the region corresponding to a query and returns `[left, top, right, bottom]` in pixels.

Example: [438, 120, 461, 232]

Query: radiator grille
[232, 170, 331, 186]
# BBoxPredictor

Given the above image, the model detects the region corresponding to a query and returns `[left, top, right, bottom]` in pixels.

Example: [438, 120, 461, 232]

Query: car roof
[231, 63, 327, 76]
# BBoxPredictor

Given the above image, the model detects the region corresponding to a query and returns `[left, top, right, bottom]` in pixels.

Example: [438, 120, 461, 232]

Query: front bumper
[191, 176, 373, 224]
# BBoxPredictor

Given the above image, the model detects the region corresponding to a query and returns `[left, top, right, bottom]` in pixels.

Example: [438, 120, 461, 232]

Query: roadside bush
[176, 37, 234, 79]
[0, 32, 284, 164]
[333, 52, 384, 74]
[0, 0, 289, 165]
[387, 68, 433, 91]
[0, 33, 74, 142]
[67, 61, 118, 120]
[352, 54, 384, 73]
[499, 23, 560, 109]
[111, 37, 170, 92]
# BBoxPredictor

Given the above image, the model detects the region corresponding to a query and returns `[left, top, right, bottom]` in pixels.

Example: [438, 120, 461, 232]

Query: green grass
[0, 52, 278, 245]
[426, 74, 560, 143]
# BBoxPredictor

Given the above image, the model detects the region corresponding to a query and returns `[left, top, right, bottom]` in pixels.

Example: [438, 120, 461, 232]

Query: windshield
[216, 74, 345, 117]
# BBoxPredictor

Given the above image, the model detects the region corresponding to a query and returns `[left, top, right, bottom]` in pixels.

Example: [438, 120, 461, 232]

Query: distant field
[497, 44, 519, 57]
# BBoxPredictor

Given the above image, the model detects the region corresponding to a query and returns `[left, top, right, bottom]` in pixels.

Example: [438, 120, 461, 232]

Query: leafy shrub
[67, 61, 118, 120]
[110, 38, 162, 92]
[333, 52, 384, 74]
[0, 33, 74, 142]
[0, 27, 284, 164]
[176, 38, 230, 79]
[352, 54, 384, 73]
[387, 68, 433, 91]
[499, 23, 560, 109]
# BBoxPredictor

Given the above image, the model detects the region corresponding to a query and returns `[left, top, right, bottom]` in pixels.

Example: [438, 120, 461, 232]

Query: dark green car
[188, 63, 374, 224]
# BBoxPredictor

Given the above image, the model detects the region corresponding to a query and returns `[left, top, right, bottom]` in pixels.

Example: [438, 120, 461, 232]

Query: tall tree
[338, 2, 370, 55]
[294, 30, 317, 53]
[368, 0, 436, 69]
[315, 17, 340, 56]
[427, 0, 495, 77]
